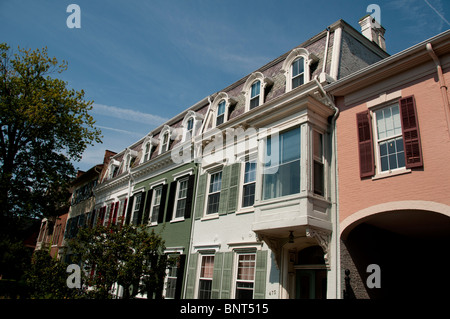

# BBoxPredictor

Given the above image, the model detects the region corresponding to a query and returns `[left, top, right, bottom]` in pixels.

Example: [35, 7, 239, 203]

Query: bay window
[262, 127, 301, 200]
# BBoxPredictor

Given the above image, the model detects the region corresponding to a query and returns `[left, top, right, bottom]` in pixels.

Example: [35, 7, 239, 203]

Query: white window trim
[241, 72, 273, 112]
[210, 92, 236, 128]
[130, 190, 144, 225]
[181, 111, 204, 142]
[149, 184, 163, 226]
[367, 96, 411, 180]
[159, 125, 174, 155]
[312, 128, 326, 197]
[204, 169, 223, 218]
[140, 135, 158, 164]
[196, 253, 215, 299]
[231, 251, 257, 299]
[237, 154, 257, 214]
[171, 176, 189, 222]
[281, 48, 318, 92]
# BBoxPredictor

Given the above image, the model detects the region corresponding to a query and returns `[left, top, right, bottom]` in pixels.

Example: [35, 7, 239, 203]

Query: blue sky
[1, 0, 449, 171]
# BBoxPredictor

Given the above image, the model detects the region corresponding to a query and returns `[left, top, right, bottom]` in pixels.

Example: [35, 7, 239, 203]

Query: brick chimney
[359, 15, 386, 51]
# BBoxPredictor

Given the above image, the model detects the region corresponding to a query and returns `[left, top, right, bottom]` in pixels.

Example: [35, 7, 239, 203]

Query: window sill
[372, 168, 411, 180]
[236, 207, 255, 215]
[170, 217, 185, 224]
[201, 213, 219, 221]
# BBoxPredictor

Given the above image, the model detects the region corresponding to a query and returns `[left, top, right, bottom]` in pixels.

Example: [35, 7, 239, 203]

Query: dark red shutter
[111, 201, 119, 225]
[356, 110, 375, 178]
[399, 95, 423, 168]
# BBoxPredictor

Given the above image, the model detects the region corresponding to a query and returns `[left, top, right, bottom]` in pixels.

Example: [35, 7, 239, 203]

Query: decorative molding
[306, 226, 331, 269]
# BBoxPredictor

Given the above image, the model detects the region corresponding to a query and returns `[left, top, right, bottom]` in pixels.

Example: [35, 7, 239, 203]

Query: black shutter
[158, 184, 168, 224]
[142, 189, 153, 225]
[184, 174, 195, 219]
[174, 254, 186, 299]
[125, 195, 134, 225]
[399, 95, 423, 168]
[356, 110, 375, 178]
[166, 181, 178, 222]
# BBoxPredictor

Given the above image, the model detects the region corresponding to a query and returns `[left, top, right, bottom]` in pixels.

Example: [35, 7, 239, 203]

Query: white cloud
[96, 125, 144, 137]
[92, 103, 168, 126]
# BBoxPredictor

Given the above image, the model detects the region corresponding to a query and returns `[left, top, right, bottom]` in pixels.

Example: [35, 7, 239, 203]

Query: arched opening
[341, 209, 450, 299]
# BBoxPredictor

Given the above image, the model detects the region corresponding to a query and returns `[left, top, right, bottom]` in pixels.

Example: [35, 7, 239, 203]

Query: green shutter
[218, 165, 231, 215]
[254, 250, 268, 299]
[194, 174, 207, 220]
[211, 252, 223, 299]
[220, 252, 234, 299]
[227, 163, 241, 213]
[184, 253, 198, 298]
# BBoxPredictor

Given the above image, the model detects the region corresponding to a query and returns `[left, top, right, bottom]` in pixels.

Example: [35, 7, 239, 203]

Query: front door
[295, 269, 327, 299]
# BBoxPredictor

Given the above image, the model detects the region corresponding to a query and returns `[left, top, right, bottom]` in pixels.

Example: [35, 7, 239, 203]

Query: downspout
[315, 78, 340, 299]
[183, 96, 213, 298]
[426, 43, 450, 138]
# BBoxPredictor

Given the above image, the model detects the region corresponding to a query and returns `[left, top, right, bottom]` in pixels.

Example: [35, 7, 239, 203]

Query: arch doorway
[341, 208, 450, 299]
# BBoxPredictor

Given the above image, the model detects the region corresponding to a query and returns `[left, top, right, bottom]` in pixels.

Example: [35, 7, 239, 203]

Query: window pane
[376, 104, 402, 140]
[216, 114, 224, 126]
[379, 137, 405, 172]
[198, 280, 212, 299]
[209, 172, 222, 193]
[207, 193, 220, 214]
[218, 101, 225, 115]
[251, 81, 260, 98]
[292, 74, 304, 89]
[200, 256, 214, 278]
[242, 183, 255, 207]
[292, 58, 304, 76]
[244, 162, 257, 183]
[263, 127, 301, 200]
[250, 96, 259, 109]
[281, 127, 301, 163]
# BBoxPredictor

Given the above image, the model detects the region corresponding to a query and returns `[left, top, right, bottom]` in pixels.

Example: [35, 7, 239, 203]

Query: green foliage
[0, 43, 102, 228]
[68, 224, 168, 299]
[23, 250, 79, 299]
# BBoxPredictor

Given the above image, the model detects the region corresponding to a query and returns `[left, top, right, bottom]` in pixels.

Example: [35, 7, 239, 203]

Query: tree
[68, 223, 168, 299]
[0, 43, 102, 234]
[24, 249, 78, 299]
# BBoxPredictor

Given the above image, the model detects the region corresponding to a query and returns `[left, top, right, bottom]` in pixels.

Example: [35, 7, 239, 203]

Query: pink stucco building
[326, 27, 450, 298]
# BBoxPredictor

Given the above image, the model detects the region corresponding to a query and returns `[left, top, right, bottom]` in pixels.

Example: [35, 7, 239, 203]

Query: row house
[85, 18, 388, 299]
[62, 150, 115, 262]
[70, 15, 450, 300]
[93, 101, 207, 298]
[326, 25, 450, 299]
[184, 18, 388, 300]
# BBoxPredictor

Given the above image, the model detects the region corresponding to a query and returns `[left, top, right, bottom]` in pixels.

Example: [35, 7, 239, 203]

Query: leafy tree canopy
[0, 43, 102, 230]
[68, 224, 168, 299]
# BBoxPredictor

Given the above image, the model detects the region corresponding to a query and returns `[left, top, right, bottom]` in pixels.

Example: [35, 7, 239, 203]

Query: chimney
[359, 15, 386, 51]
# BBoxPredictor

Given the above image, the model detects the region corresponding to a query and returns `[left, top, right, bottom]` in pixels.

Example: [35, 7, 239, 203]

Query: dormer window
[159, 125, 173, 154]
[291, 57, 305, 89]
[186, 117, 194, 137]
[250, 81, 261, 109]
[144, 143, 151, 161]
[242, 72, 273, 112]
[162, 132, 170, 152]
[141, 135, 158, 163]
[216, 100, 226, 126]
[282, 48, 318, 92]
